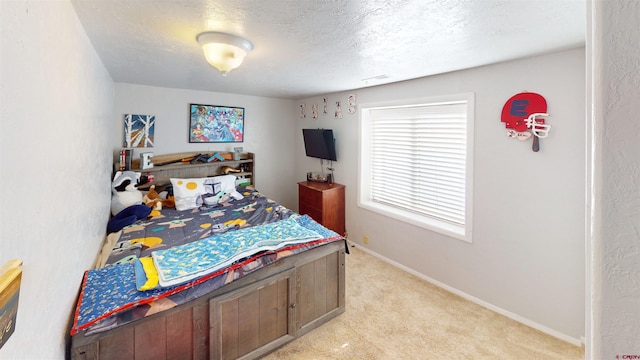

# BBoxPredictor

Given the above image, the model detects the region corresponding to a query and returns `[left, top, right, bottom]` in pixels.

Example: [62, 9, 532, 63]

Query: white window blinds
[368, 101, 468, 226]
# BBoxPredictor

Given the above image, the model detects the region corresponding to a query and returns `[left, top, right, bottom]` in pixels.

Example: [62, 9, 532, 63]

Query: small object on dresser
[306, 172, 330, 183]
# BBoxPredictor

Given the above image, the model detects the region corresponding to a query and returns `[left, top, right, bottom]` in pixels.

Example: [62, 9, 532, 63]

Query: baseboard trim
[351, 244, 583, 347]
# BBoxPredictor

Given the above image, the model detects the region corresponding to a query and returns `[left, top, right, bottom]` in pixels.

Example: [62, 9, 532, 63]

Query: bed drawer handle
[290, 303, 297, 309]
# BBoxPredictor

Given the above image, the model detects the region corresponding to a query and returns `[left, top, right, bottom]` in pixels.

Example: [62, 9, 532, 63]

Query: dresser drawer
[299, 203, 322, 223]
[298, 184, 323, 209]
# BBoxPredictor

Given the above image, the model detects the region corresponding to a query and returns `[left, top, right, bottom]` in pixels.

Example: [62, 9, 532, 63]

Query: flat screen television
[302, 128, 337, 161]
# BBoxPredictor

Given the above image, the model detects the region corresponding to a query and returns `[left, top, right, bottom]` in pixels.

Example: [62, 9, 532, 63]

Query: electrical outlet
[363, 235, 369, 245]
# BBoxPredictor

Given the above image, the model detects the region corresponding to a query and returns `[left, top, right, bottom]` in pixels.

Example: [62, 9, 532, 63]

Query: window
[359, 93, 474, 242]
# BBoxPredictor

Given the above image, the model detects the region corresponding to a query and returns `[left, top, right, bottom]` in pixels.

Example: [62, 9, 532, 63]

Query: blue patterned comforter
[153, 217, 322, 287]
[71, 187, 344, 336]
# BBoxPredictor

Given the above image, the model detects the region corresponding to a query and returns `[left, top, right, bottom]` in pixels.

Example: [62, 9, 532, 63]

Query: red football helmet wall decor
[501, 92, 551, 152]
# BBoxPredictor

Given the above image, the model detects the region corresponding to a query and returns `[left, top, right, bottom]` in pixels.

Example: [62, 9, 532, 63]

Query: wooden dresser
[298, 181, 345, 236]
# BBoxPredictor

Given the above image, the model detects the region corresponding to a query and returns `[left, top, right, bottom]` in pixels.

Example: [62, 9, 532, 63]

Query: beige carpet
[263, 245, 584, 360]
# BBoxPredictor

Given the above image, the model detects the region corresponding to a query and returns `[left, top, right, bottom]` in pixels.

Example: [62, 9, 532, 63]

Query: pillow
[214, 174, 237, 192]
[170, 177, 218, 211]
[170, 175, 241, 211]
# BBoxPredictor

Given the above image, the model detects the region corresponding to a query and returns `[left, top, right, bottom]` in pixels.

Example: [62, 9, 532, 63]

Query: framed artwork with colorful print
[189, 103, 244, 143]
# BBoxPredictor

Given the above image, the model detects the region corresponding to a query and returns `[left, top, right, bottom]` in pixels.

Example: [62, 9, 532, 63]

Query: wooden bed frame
[69, 152, 346, 359]
[70, 241, 345, 360]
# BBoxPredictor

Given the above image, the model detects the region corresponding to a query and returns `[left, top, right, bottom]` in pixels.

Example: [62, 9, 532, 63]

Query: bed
[68, 153, 347, 360]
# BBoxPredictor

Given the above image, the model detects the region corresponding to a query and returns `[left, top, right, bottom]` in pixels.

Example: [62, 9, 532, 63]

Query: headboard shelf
[119, 152, 255, 190]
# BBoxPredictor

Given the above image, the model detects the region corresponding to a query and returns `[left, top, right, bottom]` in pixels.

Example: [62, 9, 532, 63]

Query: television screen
[302, 129, 337, 161]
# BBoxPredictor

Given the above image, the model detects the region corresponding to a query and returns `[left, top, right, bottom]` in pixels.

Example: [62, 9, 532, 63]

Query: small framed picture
[189, 103, 244, 143]
[123, 114, 155, 148]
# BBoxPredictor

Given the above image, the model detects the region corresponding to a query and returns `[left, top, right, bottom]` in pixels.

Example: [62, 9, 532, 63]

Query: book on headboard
[0, 259, 22, 349]
[119, 149, 133, 171]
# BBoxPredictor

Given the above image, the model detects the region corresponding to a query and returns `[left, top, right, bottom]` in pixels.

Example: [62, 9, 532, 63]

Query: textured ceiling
[71, 0, 585, 99]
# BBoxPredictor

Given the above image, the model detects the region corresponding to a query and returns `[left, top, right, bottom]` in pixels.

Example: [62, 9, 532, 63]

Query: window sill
[358, 200, 471, 243]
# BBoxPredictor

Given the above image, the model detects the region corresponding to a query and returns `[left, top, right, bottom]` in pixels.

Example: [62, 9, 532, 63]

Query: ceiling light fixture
[196, 31, 253, 76]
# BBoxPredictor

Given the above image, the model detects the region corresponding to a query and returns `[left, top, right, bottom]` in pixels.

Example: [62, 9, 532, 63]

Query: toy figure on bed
[108, 171, 151, 234]
[142, 185, 175, 211]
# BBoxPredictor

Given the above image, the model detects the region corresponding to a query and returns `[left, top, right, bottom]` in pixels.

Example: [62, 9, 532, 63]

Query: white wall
[589, 1, 640, 358]
[295, 48, 585, 343]
[0, 1, 114, 358]
[114, 84, 298, 208]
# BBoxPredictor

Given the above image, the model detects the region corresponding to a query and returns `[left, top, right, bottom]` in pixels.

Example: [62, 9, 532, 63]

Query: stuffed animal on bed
[142, 185, 175, 210]
[111, 171, 143, 216]
[107, 204, 151, 234]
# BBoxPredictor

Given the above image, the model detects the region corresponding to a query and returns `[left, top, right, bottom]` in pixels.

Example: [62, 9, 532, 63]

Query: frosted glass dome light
[196, 32, 253, 76]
